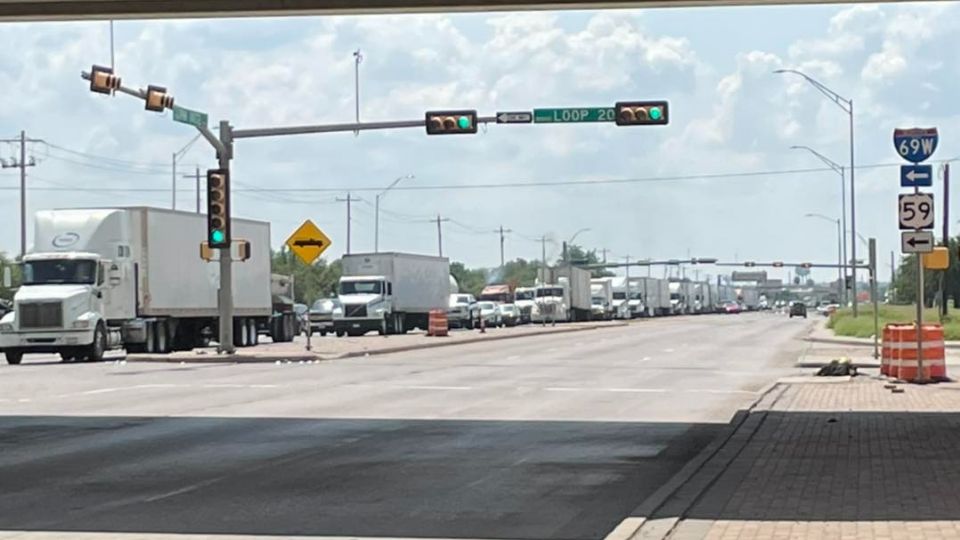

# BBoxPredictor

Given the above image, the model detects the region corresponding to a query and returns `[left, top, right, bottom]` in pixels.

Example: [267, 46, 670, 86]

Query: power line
[189, 162, 904, 193]
[43, 142, 170, 170]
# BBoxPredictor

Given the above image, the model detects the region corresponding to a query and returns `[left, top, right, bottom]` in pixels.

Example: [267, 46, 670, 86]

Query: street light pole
[805, 213, 843, 301]
[777, 69, 857, 315]
[374, 174, 414, 253]
[790, 145, 847, 306]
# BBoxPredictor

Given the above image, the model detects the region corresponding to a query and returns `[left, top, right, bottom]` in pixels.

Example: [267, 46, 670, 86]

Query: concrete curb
[804, 335, 960, 350]
[604, 380, 786, 540]
[128, 323, 626, 364]
[334, 322, 626, 360]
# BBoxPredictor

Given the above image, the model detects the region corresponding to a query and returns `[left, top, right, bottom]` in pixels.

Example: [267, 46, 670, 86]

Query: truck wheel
[156, 321, 169, 354]
[336, 329, 345, 338]
[248, 319, 259, 346]
[144, 321, 156, 353]
[4, 351, 23, 365]
[87, 323, 107, 362]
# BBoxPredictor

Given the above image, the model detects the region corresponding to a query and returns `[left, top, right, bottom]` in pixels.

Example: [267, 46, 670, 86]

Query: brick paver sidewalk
[664, 379, 960, 540]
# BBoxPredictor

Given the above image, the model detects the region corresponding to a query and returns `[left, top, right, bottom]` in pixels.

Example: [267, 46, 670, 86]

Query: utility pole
[624, 255, 631, 318]
[890, 250, 896, 303]
[942, 163, 950, 317]
[353, 49, 363, 137]
[336, 193, 355, 254]
[600, 248, 609, 264]
[496, 225, 512, 268]
[182, 167, 202, 213]
[435, 215, 450, 257]
[1, 131, 40, 259]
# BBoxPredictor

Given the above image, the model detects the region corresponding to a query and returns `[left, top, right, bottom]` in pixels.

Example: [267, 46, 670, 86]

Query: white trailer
[737, 287, 761, 311]
[335, 252, 449, 336]
[0, 207, 288, 365]
[635, 277, 670, 317]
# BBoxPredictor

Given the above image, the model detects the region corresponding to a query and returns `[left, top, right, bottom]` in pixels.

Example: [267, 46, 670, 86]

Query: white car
[448, 294, 479, 329]
[476, 301, 502, 327]
[498, 303, 521, 326]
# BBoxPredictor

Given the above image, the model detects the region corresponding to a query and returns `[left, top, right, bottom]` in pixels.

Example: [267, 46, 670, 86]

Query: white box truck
[0, 207, 293, 365]
[543, 266, 592, 321]
[609, 277, 631, 319]
[335, 252, 449, 336]
[590, 278, 614, 320]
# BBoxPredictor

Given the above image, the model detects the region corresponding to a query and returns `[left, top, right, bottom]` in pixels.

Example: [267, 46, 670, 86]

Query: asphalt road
[0, 313, 811, 540]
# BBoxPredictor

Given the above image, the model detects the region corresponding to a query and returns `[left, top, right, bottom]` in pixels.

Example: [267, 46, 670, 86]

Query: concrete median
[128, 321, 627, 364]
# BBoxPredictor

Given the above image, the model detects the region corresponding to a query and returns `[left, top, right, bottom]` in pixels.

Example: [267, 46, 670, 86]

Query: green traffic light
[211, 229, 225, 243]
[649, 107, 663, 121]
[457, 116, 471, 129]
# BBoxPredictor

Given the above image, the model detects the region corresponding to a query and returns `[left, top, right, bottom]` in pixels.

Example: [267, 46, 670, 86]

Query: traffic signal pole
[217, 121, 235, 354]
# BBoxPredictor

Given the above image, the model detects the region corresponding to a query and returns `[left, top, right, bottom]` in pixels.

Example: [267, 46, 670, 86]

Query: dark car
[789, 301, 807, 318]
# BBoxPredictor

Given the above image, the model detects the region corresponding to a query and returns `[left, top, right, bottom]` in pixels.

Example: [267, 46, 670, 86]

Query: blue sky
[0, 2, 958, 283]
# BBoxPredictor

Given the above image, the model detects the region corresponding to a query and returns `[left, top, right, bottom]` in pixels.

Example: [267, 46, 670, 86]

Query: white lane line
[545, 387, 757, 395]
[402, 385, 471, 391]
[506, 355, 520, 360]
[641, 356, 652, 361]
[201, 383, 280, 389]
[663, 348, 675, 353]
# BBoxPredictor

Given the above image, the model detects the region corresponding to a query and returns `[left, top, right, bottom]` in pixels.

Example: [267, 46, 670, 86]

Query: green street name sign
[172, 105, 209, 128]
[533, 107, 615, 124]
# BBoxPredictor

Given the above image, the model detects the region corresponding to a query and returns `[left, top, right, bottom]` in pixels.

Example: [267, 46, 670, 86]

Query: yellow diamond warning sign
[286, 220, 332, 265]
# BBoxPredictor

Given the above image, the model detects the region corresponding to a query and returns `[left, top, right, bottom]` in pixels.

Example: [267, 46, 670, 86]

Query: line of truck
[0, 206, 766, 365]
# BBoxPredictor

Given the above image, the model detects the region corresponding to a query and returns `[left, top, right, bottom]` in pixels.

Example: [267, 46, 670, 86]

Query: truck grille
[18, 302, 63, 329]
[344, 304, 367, 318]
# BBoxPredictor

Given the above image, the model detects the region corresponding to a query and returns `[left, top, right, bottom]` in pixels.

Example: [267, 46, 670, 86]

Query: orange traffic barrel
[894, 323, 947, 382]
[427, 309, 449, 337]
[881, 324, 895, 376]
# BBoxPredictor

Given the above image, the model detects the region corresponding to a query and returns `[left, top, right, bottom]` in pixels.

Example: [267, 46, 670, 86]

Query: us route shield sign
[286, 220, 332, 265]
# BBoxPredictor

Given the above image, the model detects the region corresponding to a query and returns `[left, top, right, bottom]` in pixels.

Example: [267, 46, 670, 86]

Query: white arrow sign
[496, 111, 533, 124]
[902, 231, 934, 253]
[906, 169, 930, 182]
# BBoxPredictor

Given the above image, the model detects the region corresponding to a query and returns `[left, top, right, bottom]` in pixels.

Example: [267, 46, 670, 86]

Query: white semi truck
[541, 266, 592, 321]
[335, 252, 449, 336]
[0, 207, 294, 365]
[590, 278, 614, 320]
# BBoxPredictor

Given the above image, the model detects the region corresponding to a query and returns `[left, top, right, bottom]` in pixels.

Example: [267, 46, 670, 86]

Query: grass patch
[829, 304, 960, 340]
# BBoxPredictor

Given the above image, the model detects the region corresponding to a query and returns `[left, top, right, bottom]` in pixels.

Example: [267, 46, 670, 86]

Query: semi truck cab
[0, 252, 129, 364]
[335, 275, 392, 336]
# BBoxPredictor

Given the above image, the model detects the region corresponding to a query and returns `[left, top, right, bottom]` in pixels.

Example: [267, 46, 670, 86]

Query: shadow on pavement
[0, 415, 723, 540]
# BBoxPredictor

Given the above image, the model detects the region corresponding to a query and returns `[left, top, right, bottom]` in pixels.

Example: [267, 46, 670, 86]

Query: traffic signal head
[89, 65, 121, 95]
[800, 262, 813, 269]
[615, 101, 669, 126]
[206, 169, 230, 248]
[425, 110, 478, 135]
[772, 261, 784, 268]
[145, 85, 174, 112]
[744, 261, 756, 267]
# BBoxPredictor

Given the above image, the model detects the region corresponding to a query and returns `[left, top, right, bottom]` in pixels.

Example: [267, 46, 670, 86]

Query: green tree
[450, 262, 487, 296]
[557, 243, 614, 278]
[500, 258, 541, 288]
[270, 249, 342, 304]
[892, 237, 960, 307]
[0, 252, 21, 302]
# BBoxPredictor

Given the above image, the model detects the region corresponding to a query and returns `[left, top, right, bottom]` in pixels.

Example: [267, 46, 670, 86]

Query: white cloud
[0, 2, 958, 276]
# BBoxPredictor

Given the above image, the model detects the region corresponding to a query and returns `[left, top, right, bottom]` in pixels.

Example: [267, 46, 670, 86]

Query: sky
[1, 1, 958, 284]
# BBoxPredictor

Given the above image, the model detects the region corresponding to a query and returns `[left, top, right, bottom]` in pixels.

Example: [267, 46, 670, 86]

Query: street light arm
[377, 174, 415, 200]
[790, 146, 843, 175]
[804, 213, 839, 225]
[774, 69, 852, 114]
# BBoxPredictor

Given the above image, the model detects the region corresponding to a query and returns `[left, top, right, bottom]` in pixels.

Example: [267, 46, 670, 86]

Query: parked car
[789, 301, 808, 318]
[498, 303, 522, 326]
[308, 298, 341, 336]
[723, 301, 742, 314]
[477, 301, 502, 327]
[448, 293, 479, 329]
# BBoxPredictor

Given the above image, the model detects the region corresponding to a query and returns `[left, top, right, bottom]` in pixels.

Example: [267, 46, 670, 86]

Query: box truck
[590, 278, 614, 320]
[541, 266, 592, 321]
[335, 252, 449, 336]
[0, 207, 293, 365]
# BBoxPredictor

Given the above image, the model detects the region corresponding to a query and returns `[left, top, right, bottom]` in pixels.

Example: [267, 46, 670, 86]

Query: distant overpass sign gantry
[0, 0, 947, 21]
